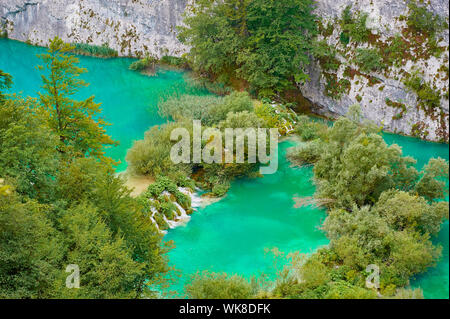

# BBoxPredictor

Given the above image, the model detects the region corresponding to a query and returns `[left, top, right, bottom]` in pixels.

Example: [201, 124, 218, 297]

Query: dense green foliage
[403, 71, 442, 113]
[178, 0, 317, 97]
[0, 38, 171, 298]
[185, 271, 267, 299]
[312, 40, 340, 72]
[127, 93, 261, 193]
[38, 37, 118, 160]
[0, 69, 12, 101]
[73, 43, 118, 58]
[128, 90, 295, 195]
[355, 48, 385, 73]
[185, 109, 449, 299]
[129, 56, 157, 72]
[407, 1, 448, 36]
[282, 107, 449, 297]
[158, 91, 253, 126]
[339, 5, 371, 44]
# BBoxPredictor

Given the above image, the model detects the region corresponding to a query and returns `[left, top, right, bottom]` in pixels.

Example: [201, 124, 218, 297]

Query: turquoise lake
[0, 38, 448, 299]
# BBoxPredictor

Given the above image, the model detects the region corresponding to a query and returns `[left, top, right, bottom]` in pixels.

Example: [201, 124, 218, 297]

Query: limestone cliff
[1, 0, 449, 141]
[0, 0, 189, 57]
[301, 0, 449, 142]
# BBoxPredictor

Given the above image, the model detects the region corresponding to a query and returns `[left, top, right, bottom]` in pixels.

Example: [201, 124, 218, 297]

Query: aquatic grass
[73, 43, 118, 58]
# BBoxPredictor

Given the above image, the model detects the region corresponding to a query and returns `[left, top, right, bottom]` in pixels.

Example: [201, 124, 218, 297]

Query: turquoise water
[0, 38, 205, 171]
[0, 38, 448, 299]
[165, 140, 329, 295]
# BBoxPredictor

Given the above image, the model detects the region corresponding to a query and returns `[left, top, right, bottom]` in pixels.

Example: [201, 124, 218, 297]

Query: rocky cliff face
[1, 0, 449, 142]
[301, 0, 449, 142]
[0, 0, 189, 57]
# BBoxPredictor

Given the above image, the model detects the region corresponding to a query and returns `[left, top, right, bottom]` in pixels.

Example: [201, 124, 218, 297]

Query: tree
[0, 189, 62, 298]
[185, 271, 255, 299]
[179, 0, 317, 96]
[238, 0, 317, 94]
[53, 203, 144, 299]
[53, 157, 173, 297]
[38, 37, 117, 160]
[0, 95, 60, 201]
[287, 112, 449, 297]
[414, 158, 449, 201]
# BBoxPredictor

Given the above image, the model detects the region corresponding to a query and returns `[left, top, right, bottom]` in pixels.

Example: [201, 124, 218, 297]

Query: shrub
[355, 48, 385, 73]
[312, 40, 341, 72]
[212, 182, 230, 197]
[287, 141, 323, 165]
[160, 55, 189, 68]
[158, 91, 253, 126]
[129, 56, 157, 72]
[185, 271, 255, 299]
[407, 1, 447, 35]
[383, 35, 408, 67]
[339, 5, 371, 44]
[126, 121, 193, 178]
[158, 94, 223, 122]
[403, 72, 441, 113]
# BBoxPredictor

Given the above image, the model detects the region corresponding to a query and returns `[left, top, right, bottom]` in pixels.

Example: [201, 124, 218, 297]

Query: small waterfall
[174, 202, 191, 223]
[163, 215, 179, 229]
[149, 207, 167, 234]
[179, 187, 203, 209]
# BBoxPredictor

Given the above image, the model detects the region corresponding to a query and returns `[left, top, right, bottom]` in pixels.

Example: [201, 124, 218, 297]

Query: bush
[129, 56, 157, 72]
[355, 48, 385, 73]
[159, 91, 253, 126]
[126, 121, 193, 178]
[407, 1, 447, 35]
[158, 94, 223, 122]
[312, 40, 341, 72]
[383, 35, 408, 67]
[212, 182, 230, 197]
[403, 72, 441, 113]
[287, 141, 323, 165]
[339, 5, 371, 44]
[160, 55, 189, 68]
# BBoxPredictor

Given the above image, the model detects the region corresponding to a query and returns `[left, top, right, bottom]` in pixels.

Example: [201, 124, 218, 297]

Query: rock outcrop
[300, 0, 449, 142]
[0, 0, 189, 57]
[1, 0, 449, 141]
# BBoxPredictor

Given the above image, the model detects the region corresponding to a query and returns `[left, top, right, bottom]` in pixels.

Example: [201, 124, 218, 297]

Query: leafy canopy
[178, 0, 317, 97]
[38, 37, 118, 161]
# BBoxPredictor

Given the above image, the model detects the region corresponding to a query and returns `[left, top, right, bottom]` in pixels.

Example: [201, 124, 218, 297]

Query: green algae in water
[0, 38, 448, 299]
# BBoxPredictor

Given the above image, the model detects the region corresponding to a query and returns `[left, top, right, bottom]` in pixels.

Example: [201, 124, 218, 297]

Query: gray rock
[302, 0, 449, 142]
[0, 0, 189, 57]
